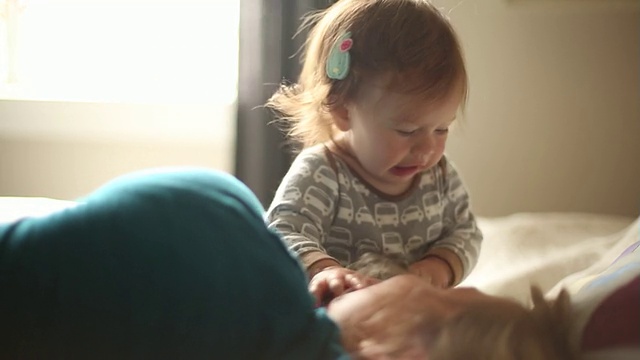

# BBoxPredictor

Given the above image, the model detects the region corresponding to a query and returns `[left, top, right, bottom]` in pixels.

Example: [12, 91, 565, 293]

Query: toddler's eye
[435, 128, 449, 135]
[396, 129, 417, 136]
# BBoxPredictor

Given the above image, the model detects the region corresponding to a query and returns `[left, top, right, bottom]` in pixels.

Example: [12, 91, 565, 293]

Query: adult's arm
[0, 168, 347, 360]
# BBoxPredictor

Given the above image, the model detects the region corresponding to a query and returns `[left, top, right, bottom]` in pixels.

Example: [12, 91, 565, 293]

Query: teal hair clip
[326, 32, 353, 80]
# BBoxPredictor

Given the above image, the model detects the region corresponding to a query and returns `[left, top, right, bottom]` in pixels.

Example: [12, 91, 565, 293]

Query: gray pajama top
[266, 145, 482, 283]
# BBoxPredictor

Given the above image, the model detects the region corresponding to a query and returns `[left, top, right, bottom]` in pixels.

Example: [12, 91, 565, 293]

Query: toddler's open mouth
[390, 165, 419, 177]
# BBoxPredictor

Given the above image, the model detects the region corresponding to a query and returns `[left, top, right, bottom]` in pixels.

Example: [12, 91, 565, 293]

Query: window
[0, 0, 239, 142]
[0, 0, 238, 104]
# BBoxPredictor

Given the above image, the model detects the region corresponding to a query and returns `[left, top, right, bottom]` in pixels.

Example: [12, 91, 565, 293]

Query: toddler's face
[334, 76, 462, 195]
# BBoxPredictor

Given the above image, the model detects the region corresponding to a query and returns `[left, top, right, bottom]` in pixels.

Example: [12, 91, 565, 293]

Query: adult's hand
[326, 274, 450, 358]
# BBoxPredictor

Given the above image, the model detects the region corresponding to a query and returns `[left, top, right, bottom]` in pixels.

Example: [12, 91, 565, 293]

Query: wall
[0, 100, 234, 199]
[433, 0, 640, 217]
[1, 0, 638, 218]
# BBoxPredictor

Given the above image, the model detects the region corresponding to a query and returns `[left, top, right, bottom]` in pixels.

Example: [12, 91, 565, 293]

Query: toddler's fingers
[309, 280, 329, 303]
[328, 277, 345, 296]
[344, 273, 365, 290]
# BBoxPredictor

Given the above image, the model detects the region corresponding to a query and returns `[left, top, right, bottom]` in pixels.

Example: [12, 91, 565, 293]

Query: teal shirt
[0, 169, 349, 359]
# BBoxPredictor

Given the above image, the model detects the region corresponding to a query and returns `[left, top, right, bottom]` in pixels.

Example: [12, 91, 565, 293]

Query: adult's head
[327, 274, 577, 359]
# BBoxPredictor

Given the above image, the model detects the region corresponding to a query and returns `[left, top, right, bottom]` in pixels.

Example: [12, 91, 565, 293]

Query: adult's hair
[429, 286, 578, 360]
[347, 252, 409, 280]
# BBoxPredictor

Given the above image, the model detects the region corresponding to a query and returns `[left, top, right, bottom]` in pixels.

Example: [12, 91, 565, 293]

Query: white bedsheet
[0, 196, 78, 224]
[462, 212, 636, 303]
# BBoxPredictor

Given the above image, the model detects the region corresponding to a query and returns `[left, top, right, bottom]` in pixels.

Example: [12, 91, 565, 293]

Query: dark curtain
[235, 0, 333, 208]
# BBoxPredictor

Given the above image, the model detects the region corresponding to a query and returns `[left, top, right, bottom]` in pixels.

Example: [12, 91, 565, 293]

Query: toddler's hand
[408, 257, 452, 288]
[309, 266, 379, 307]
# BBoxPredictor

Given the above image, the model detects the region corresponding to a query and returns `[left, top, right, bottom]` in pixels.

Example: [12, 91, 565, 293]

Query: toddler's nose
[412, 137, 435, 163]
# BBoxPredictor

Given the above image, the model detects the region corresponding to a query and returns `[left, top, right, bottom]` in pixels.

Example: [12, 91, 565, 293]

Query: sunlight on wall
[0, 0, 238, 145]
[0, 1, 240, 199]
[0, 0, 238, 106]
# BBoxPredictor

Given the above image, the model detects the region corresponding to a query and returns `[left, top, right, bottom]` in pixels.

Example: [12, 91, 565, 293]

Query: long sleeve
[0, 168, 349, 359]
[266, 148, 341, 270]
[267, 149, 483, 284]
[427, 158, 483, 284]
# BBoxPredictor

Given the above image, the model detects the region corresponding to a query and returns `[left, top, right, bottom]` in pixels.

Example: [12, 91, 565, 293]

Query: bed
[461, 212, 636, 301]
[3, 197, 633, 300]
[1, 196, 638, 358]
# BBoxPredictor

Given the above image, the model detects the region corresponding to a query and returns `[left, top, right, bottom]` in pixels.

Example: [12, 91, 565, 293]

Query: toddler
[265, 0, 482, 304]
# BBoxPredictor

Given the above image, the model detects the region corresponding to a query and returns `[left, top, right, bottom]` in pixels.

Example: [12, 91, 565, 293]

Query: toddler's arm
[409, 251, 460, 288]
[266, 150, 365, 303]
[418, 158, 483, 286]
[265, 150, 338, 262]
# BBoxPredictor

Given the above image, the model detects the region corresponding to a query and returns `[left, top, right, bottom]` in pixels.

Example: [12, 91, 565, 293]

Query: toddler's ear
[330, 104, 351, 132]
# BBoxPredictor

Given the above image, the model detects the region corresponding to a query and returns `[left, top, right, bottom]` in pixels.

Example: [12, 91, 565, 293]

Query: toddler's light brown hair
[266, 0, 468, 149]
